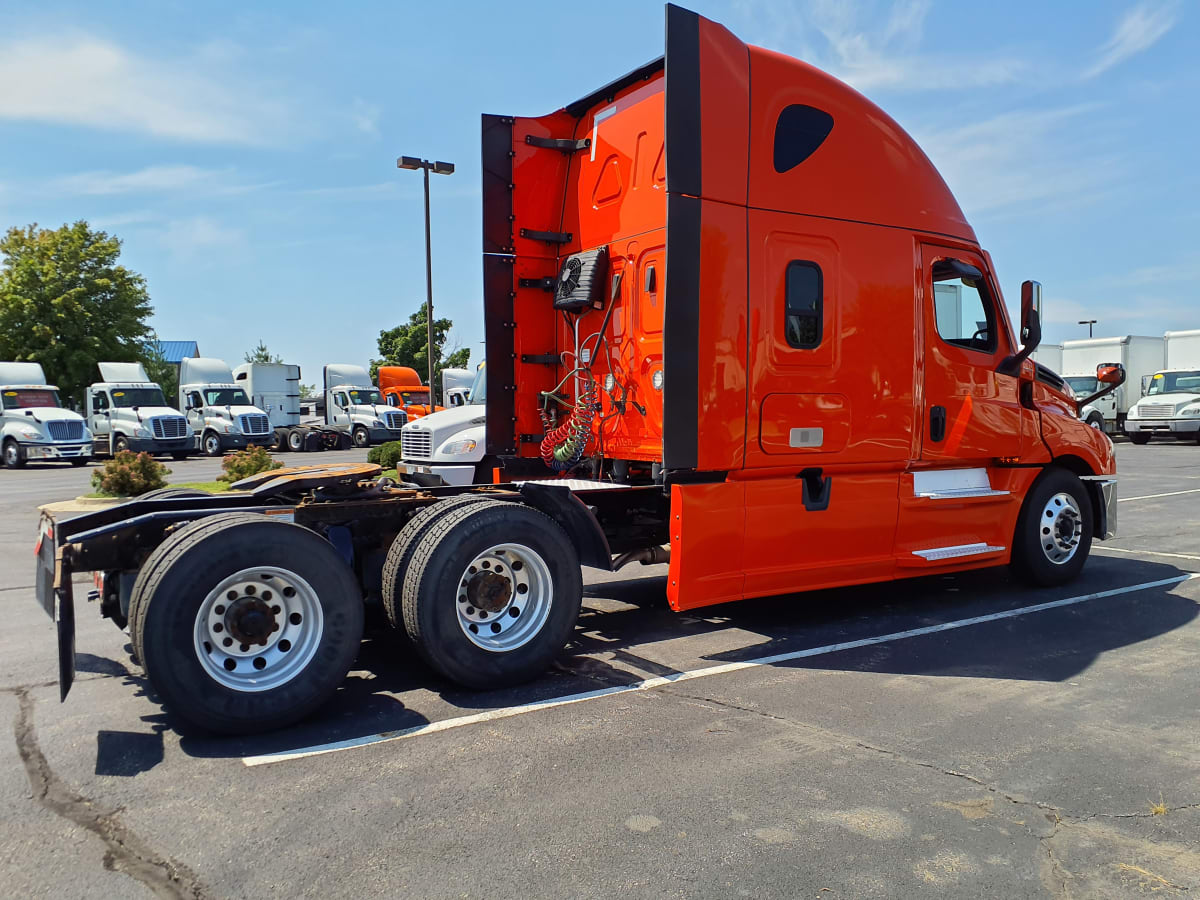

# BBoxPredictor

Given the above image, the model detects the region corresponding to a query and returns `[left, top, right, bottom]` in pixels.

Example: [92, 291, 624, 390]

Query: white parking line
[243, 573, 1200, 767]
[1095, 547, 1200, 562]
[1119, 488, 1200, 503]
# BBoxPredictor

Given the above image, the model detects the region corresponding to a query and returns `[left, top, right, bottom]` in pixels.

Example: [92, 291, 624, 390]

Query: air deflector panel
[773, 105, 834, 173]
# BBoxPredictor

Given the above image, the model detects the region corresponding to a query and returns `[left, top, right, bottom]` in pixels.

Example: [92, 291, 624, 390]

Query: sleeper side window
[931, 259, 996, 353]
[784, 261, 822, 349]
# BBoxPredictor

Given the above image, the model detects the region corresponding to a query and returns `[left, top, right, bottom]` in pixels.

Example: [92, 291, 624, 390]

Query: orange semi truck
[377, 365, 440, 419]
[34, 5, 1122, 734]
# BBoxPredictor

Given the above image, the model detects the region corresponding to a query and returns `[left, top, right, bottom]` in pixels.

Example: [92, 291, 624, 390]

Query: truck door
[90, 391, 111, 451]
[185, 391, 205, 435]
[919, 245, 1023, 462]
[331, 392, 351, 430]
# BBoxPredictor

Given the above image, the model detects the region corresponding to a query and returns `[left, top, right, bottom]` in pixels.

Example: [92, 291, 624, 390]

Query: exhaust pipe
[611, 545, 670, 570]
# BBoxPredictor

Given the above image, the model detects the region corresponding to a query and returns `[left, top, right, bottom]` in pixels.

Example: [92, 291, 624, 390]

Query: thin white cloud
[52, 165, 224, 195]
[1084, 1, 1180, 79]
[349, 99, 381, 136]
[160, 216, 245, 258]
[0, 34, 298, 145]
[733, 0, 1025, 92]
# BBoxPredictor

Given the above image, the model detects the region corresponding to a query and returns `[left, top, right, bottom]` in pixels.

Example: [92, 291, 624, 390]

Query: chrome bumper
[1081, 475, 1117, 540]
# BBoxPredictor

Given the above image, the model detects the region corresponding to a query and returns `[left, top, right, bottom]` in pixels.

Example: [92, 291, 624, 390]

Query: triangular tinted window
[773, 105, 834, 173]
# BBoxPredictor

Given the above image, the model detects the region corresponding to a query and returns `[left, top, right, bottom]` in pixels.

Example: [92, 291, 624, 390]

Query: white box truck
[232, 362, 351, 452]
[323, 364, 407, 447]
[1124, 330, 1200, 444]
[441, 367, 474, 408]
[179, 358, 274, 457]
[1032, 343, 1062, 374]
[397, 362, 492, 486]
[86, 362, 192, 459]
[1, 362, 92, 468]
[1061, 335, 1164, 435]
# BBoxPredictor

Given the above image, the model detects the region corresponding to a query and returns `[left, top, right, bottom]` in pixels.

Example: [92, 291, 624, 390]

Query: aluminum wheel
[193, 566, 324, 691]
[455, 542, 553, 652]
[3, 441, 19, 467]
[1040, 491, 1083, 565]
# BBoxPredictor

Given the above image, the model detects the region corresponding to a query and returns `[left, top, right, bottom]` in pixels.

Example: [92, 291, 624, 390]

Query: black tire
[339, 432, 354, 451]
[131, 514, 364, 733]
[139, 487, 210, 500]
[1129, 433, 1151, 445]
[1085, 413, 1105, 432]
[202, 431, 223, 457]
[172, 451, 190, 460]
[353, 426, 370, 448]
[381, 496, 501, 630]
[2, 439, 26, 469]
[1010, 467, 1094, 587]
[269, 429, 285, 452]
[402, 501, 582, 688]
[70, 458, 89, 467]
[287, 428, 305, 452]
[113, 435, 130, 454]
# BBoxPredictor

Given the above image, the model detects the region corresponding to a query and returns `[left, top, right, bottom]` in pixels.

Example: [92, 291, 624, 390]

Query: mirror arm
[1076, 369, 1127, 417]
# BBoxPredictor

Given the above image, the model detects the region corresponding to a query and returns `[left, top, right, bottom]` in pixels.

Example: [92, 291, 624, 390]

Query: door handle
[930, 406, 947, 442]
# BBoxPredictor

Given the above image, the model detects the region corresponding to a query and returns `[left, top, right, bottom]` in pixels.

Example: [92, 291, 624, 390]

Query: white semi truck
[441, 367, 474, 408]
[1124, 329, 1200, 444]
[1060, 335, 1165, 435]
[323, 364, 407, 447]
[86, 362, 192, 459]
[1, 362, 92, 468]
[179, 358, 274, 457]
[232, 362, 351, 452]
[1032, 343, 1062, 374]
[397, 362, 491, 486]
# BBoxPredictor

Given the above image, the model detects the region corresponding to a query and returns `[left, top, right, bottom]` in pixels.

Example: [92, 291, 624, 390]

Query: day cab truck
[180, 358, 275, 457]
[1059, 336, 1164, 435]
[442, 367, 474, 407]
[324, 364, 407, 447]
[397, 361, 492, 486]
[34, 4, 1123, 735]
[232, 362, 350, 452]
[1, 362, 91, 468]
[86, 362, 192, 459]
[378, 365, 440, 420]
[1124, 329, 1200, 444]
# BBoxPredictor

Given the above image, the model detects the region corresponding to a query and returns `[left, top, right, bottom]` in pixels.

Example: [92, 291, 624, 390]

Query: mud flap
[53, 547, 76, 701]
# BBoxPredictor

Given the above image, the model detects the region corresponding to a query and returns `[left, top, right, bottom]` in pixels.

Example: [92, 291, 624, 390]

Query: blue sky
[0, 0, 1195, 386]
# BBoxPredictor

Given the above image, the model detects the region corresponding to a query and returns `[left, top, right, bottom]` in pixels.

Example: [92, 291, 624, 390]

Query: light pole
[397, 156, 455, 404]
[1078, 319, 1097, 338]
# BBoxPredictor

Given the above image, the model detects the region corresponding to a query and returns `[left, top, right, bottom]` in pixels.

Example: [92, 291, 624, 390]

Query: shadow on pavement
[172, 554, 1195, 760]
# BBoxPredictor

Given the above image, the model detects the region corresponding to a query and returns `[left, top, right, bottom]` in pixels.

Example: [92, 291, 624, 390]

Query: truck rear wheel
[353, 426, 369, 448]
[130, 514, 364, 733]
[286, 428, 305, 452]
[401, 501, 582, 688]
[1010, 468, 1094, 587]
[1129, 433, 1151, 445]
[3, 439, 26, 469]
[381, 496, 502, 630]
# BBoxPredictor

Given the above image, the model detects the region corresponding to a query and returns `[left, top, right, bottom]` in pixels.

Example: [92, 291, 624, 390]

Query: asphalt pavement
[2, 442, 1198, 898]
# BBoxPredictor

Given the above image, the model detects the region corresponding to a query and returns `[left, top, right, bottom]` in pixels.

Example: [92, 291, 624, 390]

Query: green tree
[0, 221, 154, 406]
[142, 336, 179, 408]
[244, 340, 283, 364]
[371, 305, 470, 397]
[299, 382, 316, 399]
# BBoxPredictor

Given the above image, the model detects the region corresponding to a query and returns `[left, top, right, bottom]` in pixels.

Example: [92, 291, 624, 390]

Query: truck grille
[402, 431, 432, 459]
[151, 416, 188, 439]
[47, 420, 84, 441]
[385, 411, 406, 430]
[1140, 403, 1175, 419]
[240, 414, 271, 435]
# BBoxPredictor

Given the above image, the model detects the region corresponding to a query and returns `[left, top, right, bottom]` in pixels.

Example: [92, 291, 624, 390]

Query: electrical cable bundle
[539, 377, 597, 471]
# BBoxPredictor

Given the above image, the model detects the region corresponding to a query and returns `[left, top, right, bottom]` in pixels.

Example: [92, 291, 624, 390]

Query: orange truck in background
[378, 365, 441, 419]
[35, 4, 1127, 735]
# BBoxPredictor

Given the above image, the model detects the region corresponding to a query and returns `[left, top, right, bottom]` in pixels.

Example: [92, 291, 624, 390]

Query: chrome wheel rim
[193, 566, 324, 691]
[1040, 492, 1083, 565]
[1088, 418, 1102, 430]
[455, 542, 552, 652]
[4, 443, 16, 465]
[205, 435, 220, 455]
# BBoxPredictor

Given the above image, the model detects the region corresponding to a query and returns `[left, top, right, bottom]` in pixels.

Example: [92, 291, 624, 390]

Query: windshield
[346, 389, 383, 406]
[110, 387, 165, 408]
[468, 365, 486, 405]
[1064, 377, 1099, 397]
[203, 388, 251, 406]
[396, 389, 430, 405]
[1146, 371, 1200, 396]
[2, 388, 60, 410]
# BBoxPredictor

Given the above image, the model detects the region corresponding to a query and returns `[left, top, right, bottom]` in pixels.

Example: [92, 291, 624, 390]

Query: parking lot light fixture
[396, 156, 455, 396]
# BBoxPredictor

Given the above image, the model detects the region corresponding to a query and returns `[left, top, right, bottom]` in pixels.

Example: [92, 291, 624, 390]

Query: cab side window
[932, 260, 996, 353]
[93, 393, 109, 413]
[784, 261, 822, 349]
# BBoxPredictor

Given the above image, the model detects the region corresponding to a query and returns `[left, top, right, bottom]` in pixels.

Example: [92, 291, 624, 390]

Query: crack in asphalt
[12, 687, 207, 899]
